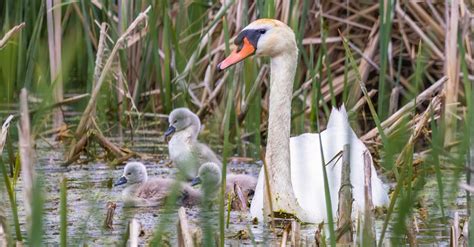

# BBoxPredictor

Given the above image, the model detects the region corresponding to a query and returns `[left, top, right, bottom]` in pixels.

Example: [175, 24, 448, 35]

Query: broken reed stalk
[0, 22, 25, 48]
[345, 20, 380, 109]
[0, 116, 14, 154]
[0, 115, 14, 245]
[177, 207, 193, 247]
[67, 9, 149, 163]
[336, 144, 353, 244]
[103, 202, 116, 230]
[129, 218, 140, 247]
[280, 223, 291, 247]
[290, 220, 300, 247]
[362, 151, 374, 245]
[46, 0, 64, 130]
[233, 183, 248, 211]
[260, 149, 275, 229]
[443, 0, 460, 147]
[362, 76, 447, 140]
[18, 88, 36, 225]
[450, 212, 460, 246]
[75, 7, 150, 137]
[350, 89, 377, 114]
[92, 130, 126, 157]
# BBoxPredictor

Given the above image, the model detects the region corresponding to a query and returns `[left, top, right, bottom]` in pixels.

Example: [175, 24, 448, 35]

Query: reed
[0, 0, 472, 245]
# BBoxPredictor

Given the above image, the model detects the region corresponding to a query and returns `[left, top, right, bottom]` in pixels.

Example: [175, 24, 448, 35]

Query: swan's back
[250, 106, 389, 223]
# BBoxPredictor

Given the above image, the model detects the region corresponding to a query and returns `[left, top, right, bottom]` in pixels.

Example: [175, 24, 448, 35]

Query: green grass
[0, 0, 472, 246]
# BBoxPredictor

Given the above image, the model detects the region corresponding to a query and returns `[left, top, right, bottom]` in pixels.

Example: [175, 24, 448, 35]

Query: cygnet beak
[190, 177, 202, 186]
[164, 125, 176, 138]
[114, 176, 128, 186]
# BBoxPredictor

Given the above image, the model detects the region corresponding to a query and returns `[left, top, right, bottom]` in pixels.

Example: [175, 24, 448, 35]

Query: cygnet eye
[259, 29, 266, 34]
[127, 172, 131, 175]
[173, 119, 178, 124]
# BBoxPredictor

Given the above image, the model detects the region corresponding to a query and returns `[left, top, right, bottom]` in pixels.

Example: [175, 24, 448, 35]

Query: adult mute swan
[217, 19, 389, 223]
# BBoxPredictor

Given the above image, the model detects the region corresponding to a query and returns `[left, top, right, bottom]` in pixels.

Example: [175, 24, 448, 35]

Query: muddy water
[3, 129, 467, 246]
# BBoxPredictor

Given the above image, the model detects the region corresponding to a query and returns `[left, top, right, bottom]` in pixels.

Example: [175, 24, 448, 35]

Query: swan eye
[127, 172, 131, 175]
[259, 29, 266, 34]
[173, 120, 178, 124]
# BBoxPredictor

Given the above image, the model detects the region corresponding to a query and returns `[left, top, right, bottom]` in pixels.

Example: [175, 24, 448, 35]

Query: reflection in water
[2, 132, 466, 245]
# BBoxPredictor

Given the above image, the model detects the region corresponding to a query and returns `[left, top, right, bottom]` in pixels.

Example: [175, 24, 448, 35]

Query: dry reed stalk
[290, 220, 300, 247]
[92, 131, 127, 157]
[0, 116, 14, 154]
[129, 218, 140, 247]
[408, 1, 445, 38]
[336, 144, 353, 244]
[346, 20, 380, 108]
[362, 76, 447, 141]
[0, 115, 14, 247]
[18, 89, 36, 225]
[388, 86, 401, 116]
[280, 223, 291, 247]
[93, 23, 108, 91]
[443, 0, 460, 147]
[362, 151, 374, 242]
[233, 183, 248, 211]
[350, 90, 377, 113]
[395, 2, 444, 59]
[103, 202, 116, 230]
[46, 0, 64, 130]
[0, 22, 25, 48]
[406, 217, 418, 246]
[450, 212, 460, 247]
[177, 207, 193, 247]
[260, 149, 275, 229]
[67, 8, 149, 163]
[75, 6, 150, 137]
[196, 73, 229, 117]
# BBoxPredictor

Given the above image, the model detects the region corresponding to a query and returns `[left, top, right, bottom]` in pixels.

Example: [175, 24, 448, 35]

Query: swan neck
[266, 51, 297, 167]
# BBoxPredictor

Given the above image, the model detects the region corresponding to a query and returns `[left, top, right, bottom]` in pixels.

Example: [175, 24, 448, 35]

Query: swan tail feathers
[327, 104, 350, 130]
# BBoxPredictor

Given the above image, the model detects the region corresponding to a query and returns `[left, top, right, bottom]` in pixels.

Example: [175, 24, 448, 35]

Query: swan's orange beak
[217, 37, 255, 71]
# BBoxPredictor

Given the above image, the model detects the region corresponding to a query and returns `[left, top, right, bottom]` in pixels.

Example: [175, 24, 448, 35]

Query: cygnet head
[217, 19, 297, 70]
[164, 108, 201, 138]
[114, 162, 148, 186]
[191, 162, 222, 194]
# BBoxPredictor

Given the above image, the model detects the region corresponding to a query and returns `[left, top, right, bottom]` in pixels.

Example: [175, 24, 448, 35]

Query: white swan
[217, 19, 389, 223]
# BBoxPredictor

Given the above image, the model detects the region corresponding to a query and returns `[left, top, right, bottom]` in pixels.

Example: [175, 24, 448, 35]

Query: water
[1, 126, 468, 246]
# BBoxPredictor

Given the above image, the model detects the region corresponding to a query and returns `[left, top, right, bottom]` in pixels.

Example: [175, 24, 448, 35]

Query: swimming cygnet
[114, 161, 201, 207]
[191, 162, 257, 209]
[165, 108, 221, 180]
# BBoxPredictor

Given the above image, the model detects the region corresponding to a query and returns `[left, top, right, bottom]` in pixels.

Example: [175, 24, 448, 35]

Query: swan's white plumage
[250, 106, 389, 223]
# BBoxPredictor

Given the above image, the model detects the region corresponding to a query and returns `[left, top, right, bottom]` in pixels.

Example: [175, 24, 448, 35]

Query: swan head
[191, 162, 222, 194]
[165, 108, 201, 138]
[114, 161, 148, 186]
[218, 19, 297, 70]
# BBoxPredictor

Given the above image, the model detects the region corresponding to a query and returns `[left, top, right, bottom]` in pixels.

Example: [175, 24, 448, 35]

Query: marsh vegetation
[0, 0, 473, 246]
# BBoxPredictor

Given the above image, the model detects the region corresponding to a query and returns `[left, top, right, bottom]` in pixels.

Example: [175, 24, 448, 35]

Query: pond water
[1, 121, 468, 246]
